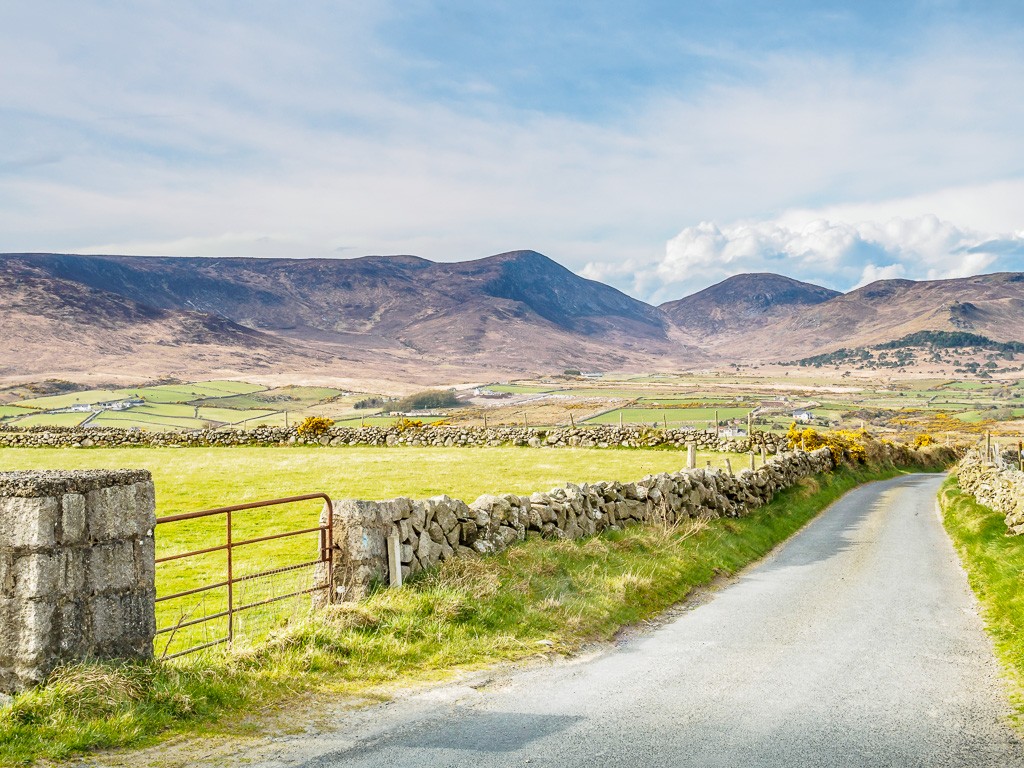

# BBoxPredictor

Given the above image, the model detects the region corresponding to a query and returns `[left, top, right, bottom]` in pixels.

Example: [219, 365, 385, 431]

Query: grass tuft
[939, 476, 1024, 723]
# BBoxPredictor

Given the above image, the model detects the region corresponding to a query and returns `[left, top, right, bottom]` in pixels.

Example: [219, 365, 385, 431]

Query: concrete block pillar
[0, 470, 156, 693]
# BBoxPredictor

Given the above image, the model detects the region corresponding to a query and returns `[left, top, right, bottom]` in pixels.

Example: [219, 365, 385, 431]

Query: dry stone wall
[0, 424, 783, 454]
[956, 454, 1024, 535]
[0, 470, 156, 693]
[326, 447, 834, 599]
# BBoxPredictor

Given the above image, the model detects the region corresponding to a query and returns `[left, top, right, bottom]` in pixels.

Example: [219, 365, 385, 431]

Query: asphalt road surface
[251, 473, 1024, 768]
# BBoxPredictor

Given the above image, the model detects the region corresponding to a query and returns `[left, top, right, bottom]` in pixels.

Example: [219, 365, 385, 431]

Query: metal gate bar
[154, 493, 334, 659]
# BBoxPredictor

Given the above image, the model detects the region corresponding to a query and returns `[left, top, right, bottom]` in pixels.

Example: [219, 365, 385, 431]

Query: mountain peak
[659, 272, 840, 336]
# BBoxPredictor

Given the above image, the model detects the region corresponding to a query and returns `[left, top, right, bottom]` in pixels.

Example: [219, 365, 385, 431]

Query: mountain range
[2, 249, 1022, 382]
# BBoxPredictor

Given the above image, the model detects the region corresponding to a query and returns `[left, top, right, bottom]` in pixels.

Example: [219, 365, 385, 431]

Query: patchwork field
[585, 406, 752, 426]
[3, 370, 1023, 439]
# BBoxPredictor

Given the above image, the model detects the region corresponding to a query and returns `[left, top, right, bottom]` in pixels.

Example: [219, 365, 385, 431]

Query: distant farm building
[793, 409, 815, 423]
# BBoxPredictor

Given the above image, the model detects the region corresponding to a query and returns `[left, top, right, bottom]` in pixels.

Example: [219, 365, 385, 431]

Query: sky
[1, 1, 1023, 302]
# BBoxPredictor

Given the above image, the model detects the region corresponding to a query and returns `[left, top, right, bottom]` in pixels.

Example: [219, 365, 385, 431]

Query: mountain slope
[0, 251, 699, 379]
[660, 273, 839, 338]
[672, 272, 1024, 360]
[0, 257, 331, 380]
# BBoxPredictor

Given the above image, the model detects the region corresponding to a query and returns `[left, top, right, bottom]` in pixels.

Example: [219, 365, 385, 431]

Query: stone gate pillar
[0, 470, 156, 693]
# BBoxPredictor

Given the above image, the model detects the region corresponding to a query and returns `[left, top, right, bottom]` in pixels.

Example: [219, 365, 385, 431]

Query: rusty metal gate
[154, 494, 334, 659]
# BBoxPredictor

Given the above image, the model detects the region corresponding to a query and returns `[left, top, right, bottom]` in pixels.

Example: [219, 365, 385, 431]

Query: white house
[792, 409, 814, 423]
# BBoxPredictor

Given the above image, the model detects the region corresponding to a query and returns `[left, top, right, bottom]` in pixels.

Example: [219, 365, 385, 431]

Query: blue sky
[1, 1, 1023, 301]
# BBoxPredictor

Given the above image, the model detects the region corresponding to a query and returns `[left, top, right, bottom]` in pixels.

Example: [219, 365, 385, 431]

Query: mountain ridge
[4, 250, 1024, 380]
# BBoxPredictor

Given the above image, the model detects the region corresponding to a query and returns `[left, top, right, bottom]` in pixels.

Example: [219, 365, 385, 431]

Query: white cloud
[631, 213, 1024, 303]
[0, 4, 1022, 302]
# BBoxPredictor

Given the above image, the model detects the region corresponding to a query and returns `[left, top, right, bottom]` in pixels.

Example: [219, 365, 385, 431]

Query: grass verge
[938, 476, 1024, 723]
[0, 463, 928, 764]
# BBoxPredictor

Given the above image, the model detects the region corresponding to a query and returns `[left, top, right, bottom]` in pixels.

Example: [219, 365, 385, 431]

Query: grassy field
[0, 444, 750, 654]
[483, 384, 557, 394]
[192, 386, 349, 411]
[939, 477, 1024, 724]
[11, 412, 88, 427]
[0, 445, 741, 517]
[585, 406, 752, 425]
[0, 462, 911, 764]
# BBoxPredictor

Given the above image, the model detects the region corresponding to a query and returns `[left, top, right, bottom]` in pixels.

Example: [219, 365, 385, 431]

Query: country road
[163, 474, 1024, 767]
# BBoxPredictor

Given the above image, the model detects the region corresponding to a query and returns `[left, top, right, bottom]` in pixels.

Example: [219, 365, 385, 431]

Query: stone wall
[326, 447, 835, 599]
[0, 424, 784, 454]
[0, 470, 156, 693]
[956, 454, 1024, 535]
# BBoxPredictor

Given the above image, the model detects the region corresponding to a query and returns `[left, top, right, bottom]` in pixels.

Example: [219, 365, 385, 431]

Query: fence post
[725, 458, 733, 475]
[387, 529, 403, 588]
[750, 452, 756, 470]
[226, 509, 234, 643]
[687, 444, 696, 469]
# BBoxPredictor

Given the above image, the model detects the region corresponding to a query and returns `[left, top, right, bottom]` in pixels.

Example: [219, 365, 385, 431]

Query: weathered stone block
[12, 552, 59, 599]
[135, 537, 155, 586]
[57, 550, 87, 596]
[85, 485, 140, 541]
[0, 497, 58, 549]
[0, 598, 18, 660]
[0, 550, 12, 598]
[55, 601, 89, 657]
[60, 494, 87, 544]
[87, 541, 137, 593]
[16, 600, 55, 665]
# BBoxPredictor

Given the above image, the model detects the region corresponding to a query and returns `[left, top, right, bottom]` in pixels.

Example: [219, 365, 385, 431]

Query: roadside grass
[938, 477, 1024, 722]
[0, 462, 923, 764]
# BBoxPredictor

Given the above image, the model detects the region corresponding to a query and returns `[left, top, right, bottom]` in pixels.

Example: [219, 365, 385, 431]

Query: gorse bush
[295, 416, 335, 438]
[786, 423, 956, 469]
[786, 423, 868, 464]
[393, 418, 425, 432]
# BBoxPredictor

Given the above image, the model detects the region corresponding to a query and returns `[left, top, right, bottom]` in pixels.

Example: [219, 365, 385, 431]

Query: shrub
[394, 418, 425, 432]
[393, 390, 460, 411]
[914, 433, 936, 447]
[295, 416, 334, 438]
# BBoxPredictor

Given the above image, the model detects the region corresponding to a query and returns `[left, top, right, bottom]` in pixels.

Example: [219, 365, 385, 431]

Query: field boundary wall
[326, 447, 835, 599]
[0, 424, 784, 453]
[956, 454, 1024, 535]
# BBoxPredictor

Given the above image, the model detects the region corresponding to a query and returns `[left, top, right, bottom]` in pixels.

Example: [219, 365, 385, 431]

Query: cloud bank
[0, 4, 1022, 304]
[583, 212, 1024, 303]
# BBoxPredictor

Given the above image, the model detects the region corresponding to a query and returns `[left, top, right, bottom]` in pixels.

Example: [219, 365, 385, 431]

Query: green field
[11, 412, 89, 427]
[0, 405, 32, 419]
[0, 444, 749, 653]
[585, 406, 752, 425]
[484, 384, 559, 394]
[12, 389, 129, 411]
[192, 385, 348, 411]
[636, 396, 747, 404]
